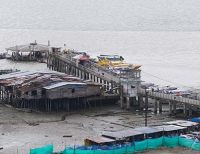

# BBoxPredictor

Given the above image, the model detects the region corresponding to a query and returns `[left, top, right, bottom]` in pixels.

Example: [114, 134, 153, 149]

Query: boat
[97, 55, 124, 61]
[97, 54, 141, 70]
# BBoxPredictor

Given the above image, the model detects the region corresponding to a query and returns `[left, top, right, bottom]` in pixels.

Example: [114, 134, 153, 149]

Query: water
[1, 0, 200, 31]
[0, 0, 200, 89]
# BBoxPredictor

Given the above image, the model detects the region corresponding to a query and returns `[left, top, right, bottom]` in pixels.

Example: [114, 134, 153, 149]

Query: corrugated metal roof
[86, 136, 115, 143]
[102, 129, 143, 139]
[6, 43, 49, 52]
[43, 82, 86, 90]
[133, 127, 161, 134]
[164, 120, 198, 127]
[0, 71, 36, 80]
[154, 125, 186, 132]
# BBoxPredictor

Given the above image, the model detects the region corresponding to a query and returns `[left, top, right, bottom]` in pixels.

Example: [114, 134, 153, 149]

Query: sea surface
[0, 0, 200, 89]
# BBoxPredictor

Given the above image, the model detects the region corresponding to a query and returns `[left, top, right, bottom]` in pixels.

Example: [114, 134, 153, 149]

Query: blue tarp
[191, 117, 200, 123]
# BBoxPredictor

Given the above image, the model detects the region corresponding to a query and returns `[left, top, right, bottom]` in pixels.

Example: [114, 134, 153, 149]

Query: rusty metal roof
[164, 120, 198, 127]
[133, 127, 161, 134]
[85, 136, 115, 144]
[154, 125, 186, 132]
[102, 129, 143, 139]
[6, 43, 49, 52]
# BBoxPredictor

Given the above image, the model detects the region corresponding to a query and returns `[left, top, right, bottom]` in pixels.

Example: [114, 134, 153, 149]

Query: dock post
[120, 96, 124, 108]
[183, 104, 188, 117]
[64, 64, 67, 73]
[138, 96, 144, 110]
[78, 70, 81, 78]
[126, 96, 130, 110]
[172, 102, 176, 115]
[159, 100, 162, 113]
[103, 80, 106, 91]
[189, 107, 192, 117]
[90, 74, 92, 81]
[93, 75, 96, 82]
[106, 81, 110, 91]
[100, 78, 103, 84]
[120, 85, 124, 109]
[144, 92, 148, 126]
[169, 101, 172, 115]
[154, 99, 158, 114]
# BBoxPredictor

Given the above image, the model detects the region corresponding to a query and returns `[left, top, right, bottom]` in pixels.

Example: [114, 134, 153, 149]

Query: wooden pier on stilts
[47, 52, 141, 110]
[47, 51, 200, 117]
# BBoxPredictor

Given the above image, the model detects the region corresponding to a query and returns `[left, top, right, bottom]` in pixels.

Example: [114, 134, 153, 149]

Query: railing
[55, 54, 121, 83]
[138, 88, 200, 106]
[55, 53, 141, 82]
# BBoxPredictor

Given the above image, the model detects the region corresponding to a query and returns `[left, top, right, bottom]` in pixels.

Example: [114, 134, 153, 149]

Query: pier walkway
[47, 52, 200, 116]
[47, 53, 140, 95]
[138, 88, 200, 117]
[138, 88, 200, 107]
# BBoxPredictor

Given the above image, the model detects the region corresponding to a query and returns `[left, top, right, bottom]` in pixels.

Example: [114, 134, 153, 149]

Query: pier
[138, 88, 200, 117]
[47, 52, 141, 110]
[47, 51, 200, 117]
[6, 41, 50, 62]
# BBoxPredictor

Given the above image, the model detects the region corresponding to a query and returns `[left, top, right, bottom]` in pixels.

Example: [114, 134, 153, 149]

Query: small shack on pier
[0, 71, 104, 111]
[6, 41, 49, 62]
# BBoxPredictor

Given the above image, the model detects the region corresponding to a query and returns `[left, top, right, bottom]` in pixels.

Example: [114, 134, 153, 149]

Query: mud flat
[0, 104, 194, 154]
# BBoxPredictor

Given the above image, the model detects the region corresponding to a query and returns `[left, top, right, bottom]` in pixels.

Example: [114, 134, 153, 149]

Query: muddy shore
[0, 104, 197, 154]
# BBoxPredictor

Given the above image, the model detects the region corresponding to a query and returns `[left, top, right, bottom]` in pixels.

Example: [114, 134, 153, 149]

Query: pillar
[126, 97, 130, 110]
[183, 104, 187, 117]
[144, 94, 148, 126]
[172, 102, 177, 115]
[169, 101, 172, 115]
[103, 80, 106, 91]
[138, 96, 144, 110]
[120, 96, 124, 108]
[159, 100, 162, 113]
[189, 107, 192, 117]
[80, 71, 83, 79]
[120, 85, 124, 109]
[107, 82, 110, 91]
[154, 99, 158, 114]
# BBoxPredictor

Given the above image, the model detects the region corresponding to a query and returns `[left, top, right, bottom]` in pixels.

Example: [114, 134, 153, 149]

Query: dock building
[0, 71, 117, 112]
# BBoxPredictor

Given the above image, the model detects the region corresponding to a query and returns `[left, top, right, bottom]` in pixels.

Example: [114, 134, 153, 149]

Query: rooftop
[164, 120, 198, 127]
[43, 82, 86, 90]
[85, 136, 115, 144]
[133, 127, 161, 134]
[6, 43, 49, 52]
[154, 125, 186, 132]
[102, 129, 144, 139]
[0, 71, 96, 93]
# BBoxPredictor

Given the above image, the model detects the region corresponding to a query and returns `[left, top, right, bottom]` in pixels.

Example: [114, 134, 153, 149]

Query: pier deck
[138, 88, 200, 107]
[138, 88, 200, 117]
[47, 52, 200, 116]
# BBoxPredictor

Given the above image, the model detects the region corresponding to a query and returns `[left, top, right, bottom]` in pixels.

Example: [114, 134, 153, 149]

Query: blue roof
[43, 82, 86, 90]
[191, 117, 200, 123]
